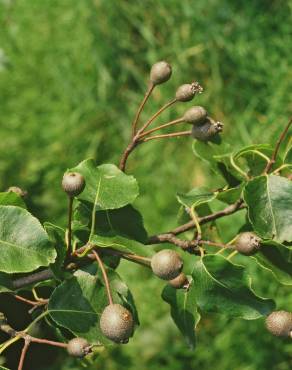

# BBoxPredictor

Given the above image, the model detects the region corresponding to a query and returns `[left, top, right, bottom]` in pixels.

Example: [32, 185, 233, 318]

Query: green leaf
[44, 223, 66, 279]
[193, 140, 244, 185]
[0, 272, 13, 292]
[193, 139, 232, 169]
[216, 184, 244, 205]
[0, 366, 10, 370]
[162, 279, 200, 349]
[49, 268, 138, 344]
[70, 159, 139, 210]
[74, 203, 148, 244]
[208, 199, 247, 243]
[244, 175, 292, 242]
[0, 206, 56, 273]
[0, 192, 26, 208]
[233, 144, 277, 177]
[90, 235, 152, 258]
[252, 241, 292, 285]
[191, 255, 275, 319]
[177, 187, 216, 209]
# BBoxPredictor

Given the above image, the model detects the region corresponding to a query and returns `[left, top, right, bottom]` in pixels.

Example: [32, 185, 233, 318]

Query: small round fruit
[175, 82, 203, 102]
[150, 61, 172, 85]
[183, 106, 208, 125]
[67, 337, 90, 357]
[266, 311, 292, 337]
[62, 172, 85, 197]
[235, 232, 261, 256]
[100, 304, 134, 343]
[168, 272, 188, 289]
[151, 249, 183, 280]
[7, 186, 27, 197]
[191, 118, 223, 141]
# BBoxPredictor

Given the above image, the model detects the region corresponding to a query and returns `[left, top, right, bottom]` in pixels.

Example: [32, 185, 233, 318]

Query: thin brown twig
[119, 140, 140, 171]
[119, 98, 177, 172]
[132, 83, 155, 137]
[264, 117, 292, 173]
[18, 339, 30, 370]
[12, 294, 48, 307]
[147, 200, 245, 245]
[138, 98, 177, 134]
[142, 130, 191, 142]
[92, 249, 113, 305]
[100, 248, 151, 266]
[29, 336, 68, 348]
[138, 117, 185, 138]
[199, 240, 232, 249]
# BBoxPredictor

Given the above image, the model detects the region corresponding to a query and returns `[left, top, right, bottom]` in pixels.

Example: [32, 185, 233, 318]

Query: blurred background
[0, 0, 291, 369]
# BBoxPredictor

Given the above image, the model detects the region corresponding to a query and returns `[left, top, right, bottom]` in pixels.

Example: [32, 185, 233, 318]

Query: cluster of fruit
[150, 61, 223, 142]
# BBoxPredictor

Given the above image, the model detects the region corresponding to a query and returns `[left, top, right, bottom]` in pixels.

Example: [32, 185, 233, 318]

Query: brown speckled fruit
[266, 311, 292, 337]
[191, 118, 223, 141]
[151, 249, 183, 280]
[150, 61, 172, 85]
[100, 304, 134, 343]
[67, 337, 90, 357]
[168, 272, 188, 289]
[175, 82, 203, 102]
[235, 232, 261, 256]
[183, 106, 208, 125]
[62, 172, 85, 197]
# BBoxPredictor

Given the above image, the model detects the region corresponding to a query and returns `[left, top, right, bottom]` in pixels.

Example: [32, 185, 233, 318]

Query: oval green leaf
[191, 254, 275, 319]
[244, 175, 292, 242]
[70, 159, 139, 210]
[0, 206, 56, 273]
[252, 240, 292, 285]
[162, 279, 200, 349]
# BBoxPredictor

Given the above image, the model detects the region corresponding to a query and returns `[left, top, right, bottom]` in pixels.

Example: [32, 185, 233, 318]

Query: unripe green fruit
[175, 82, 203, 102]
[150, 61, 172, 85]
[168, 272, 188, 289]
[7, 186, 27, 197]
[62, 172, 85, 197]
[266, 311, 292, 337]
[67, 337, 90, 357]
[235, 232, 261, 256]
[100, 304, 134, 343]
[183, 106, 208, 125]
[191, 118, 223, 141]
[151, 249, 183, 280]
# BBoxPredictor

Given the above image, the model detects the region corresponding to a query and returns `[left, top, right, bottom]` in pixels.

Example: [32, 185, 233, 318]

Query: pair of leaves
[162, 255, 275, 348]
[48, 267, 138, 344]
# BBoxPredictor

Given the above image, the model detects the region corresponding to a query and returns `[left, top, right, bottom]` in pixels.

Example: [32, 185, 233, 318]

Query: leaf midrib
[0, 239, 49, 259]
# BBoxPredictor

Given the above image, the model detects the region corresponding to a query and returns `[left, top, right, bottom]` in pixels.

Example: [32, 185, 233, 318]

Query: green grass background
[0, 0, 291, 369]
